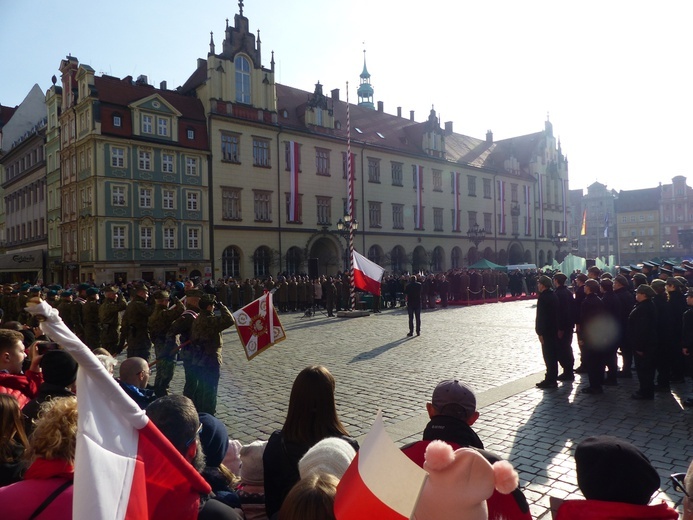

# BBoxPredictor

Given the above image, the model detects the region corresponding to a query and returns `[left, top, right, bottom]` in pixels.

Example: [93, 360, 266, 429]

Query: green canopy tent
[467, 258, 507, 271]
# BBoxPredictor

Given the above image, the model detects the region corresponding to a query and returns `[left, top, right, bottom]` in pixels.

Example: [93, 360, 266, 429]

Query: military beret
[199, 294, 216, 306]
[636, 284, 656, 298]
[47, 290, 58, 297]
[185, 288, 204, 298]
[61, 290, 74, 297]
[78, 283, 92, 291]
[632, 273, 648, 285]
[86, 287, 100, 296]
[614, 275, 629, 286]
[20, 283, 31, 291]
[650, 279, 666, 288]
[153, 290, 170, 300]
[103, 286, 118, 293]
[553, 273, 568, 284]
[666, 277, 683, 287]
[29, 286, 41, 293]
[537, 275, 553, 288]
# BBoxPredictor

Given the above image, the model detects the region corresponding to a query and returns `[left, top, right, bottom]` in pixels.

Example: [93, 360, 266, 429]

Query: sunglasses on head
[671, 473, 690, 499]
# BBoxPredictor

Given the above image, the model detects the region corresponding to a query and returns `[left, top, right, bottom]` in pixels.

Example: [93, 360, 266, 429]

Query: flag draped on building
[524, 184, 531, 235]
[453, 172, 461, 232]
[352, 251, 385, 295]
[604, 212, 609, 238]
[288, 141, 300, 222]
[498, 179, 506, 234]
[334, 411, 427, 520]
[233, 291, 286, 360]
[415, 165, 424, 229]
[580, 209, 587, 236]
[25, 301, 211, 520]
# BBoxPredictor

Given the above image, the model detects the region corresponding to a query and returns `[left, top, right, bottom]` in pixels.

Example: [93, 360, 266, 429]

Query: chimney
[331, 88, 340, 101]
[160, 80, 167, 90]
[444, 121, 453, 135]
[410, 110, 415, 121]
[397, 107, 402, 118]
[135, 75, 148, 85]
[486, 130, 493, 143]
[377, 101, 384, 112]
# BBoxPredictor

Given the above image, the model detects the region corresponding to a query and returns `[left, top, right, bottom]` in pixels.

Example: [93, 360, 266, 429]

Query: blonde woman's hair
[278, 472, 339, 520]
[26, 396, 78, 464]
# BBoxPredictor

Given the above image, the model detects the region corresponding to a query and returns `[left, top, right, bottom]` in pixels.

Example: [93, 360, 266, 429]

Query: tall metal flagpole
[346, 81, 355, 311]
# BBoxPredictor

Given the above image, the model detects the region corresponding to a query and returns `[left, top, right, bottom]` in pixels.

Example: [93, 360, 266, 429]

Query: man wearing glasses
[671, 467, 692, 519]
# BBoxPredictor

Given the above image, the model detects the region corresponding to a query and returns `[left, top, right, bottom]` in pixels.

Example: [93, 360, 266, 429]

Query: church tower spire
[357, 49, 374, 109]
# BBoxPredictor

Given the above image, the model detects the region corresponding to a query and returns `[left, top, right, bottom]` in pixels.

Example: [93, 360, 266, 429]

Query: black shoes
[557, 372, 574, 381]
[631, 392, 654, 400]
[416, 331, 420, 336]
[406, 332, 413, 337]
[536, 380, 558, 389]
[580, 387, 604, 395]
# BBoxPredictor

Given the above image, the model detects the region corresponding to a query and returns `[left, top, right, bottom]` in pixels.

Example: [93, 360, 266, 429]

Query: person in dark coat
[553, 273, 575, 380]
[579, 279, 607, 395]
[404, 275, 423, 337]
[613, 275, 636, 377]
[628, 285, 659, 400]
[599, 279, 621, 385]
[667, 277, 688, 383]
[536, 276, 560, 388]
[650, 279, 672, 391]
[572, 273, 588, 373]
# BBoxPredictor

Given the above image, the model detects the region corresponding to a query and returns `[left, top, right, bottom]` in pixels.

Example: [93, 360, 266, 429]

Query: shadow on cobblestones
[349, 338, 411, 362]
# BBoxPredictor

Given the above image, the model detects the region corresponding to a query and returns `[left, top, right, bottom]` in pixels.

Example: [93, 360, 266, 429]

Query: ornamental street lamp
[551, 232, 569, 262]
[466, 223, 486, 248]
[662, 240, 675, 257]
[629, 237, 643, 258]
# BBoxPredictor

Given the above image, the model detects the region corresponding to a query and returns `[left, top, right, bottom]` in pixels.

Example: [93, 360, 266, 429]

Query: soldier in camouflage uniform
[120, 284, 153, 361]
[99, 286, 127, 355]
[82, 287, 102, 350]
[228, 278, 241, 311]
[166, 288, 203, 400]
[57, 291, 79, 332]
[17, 283, 32, 325]
[189, 294, 234, 415]
[148, 290, 184, 397]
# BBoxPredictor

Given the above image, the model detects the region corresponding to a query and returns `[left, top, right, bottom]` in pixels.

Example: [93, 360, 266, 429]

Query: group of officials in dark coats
[535, 267, 693, 405]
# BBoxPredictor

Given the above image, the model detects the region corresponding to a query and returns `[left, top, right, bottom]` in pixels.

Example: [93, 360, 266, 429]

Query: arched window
[285, 246, 303, 275]
[222, 246, 241, 279]
[391, 246, 405, 274]
[253, 246, 271, 278]
[235, 55, 251, 104]
[367, 245, 382, 265]
[451, 247, 462, 269]
[432, 246, 445, 272]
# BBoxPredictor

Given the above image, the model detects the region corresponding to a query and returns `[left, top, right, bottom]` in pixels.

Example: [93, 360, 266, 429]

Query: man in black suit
[404, 275, 422, 337]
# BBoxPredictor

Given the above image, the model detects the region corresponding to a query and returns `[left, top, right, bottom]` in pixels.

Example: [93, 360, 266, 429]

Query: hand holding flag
[233, 291, 286, 360]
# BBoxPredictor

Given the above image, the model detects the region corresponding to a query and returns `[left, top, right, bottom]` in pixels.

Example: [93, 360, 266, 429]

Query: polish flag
[25, 300, 211, 520]
[334, 411, 427, 520]
[233, 291, 286, 360]
[288, 141, 300, 222]
[352, 251, 385, 296]
[415, 165, 424, 229]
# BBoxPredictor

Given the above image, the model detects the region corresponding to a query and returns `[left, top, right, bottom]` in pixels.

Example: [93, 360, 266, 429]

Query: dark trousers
[192, 364, 220, 415]
[183, 360, 199, 400]
[655, 343, 670, 386]
[557, 332, 574, 373]
[408, 306, 421, 334]
[585, 347, 608, 389]
[541, 336, 559, 382]
[635, 353, 655, 397]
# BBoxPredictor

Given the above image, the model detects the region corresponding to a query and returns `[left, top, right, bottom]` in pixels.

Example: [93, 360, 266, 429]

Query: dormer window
[142, 115, 153, 134]
[187, 128, 195, 140]
[235, 55, 251, 104]
[113, 114, 122, 127]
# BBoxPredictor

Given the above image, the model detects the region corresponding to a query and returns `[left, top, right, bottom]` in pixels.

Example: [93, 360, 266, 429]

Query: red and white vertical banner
[288, 141, 300, 222]
[498, 179, 506, 234]
[346, 82, 356, 310]
[415, 165, 424, 229]
[453, 172, 461, 232]
[538, 174, 545, 236]
[562, 178, 567, 235]
[524, 185, 531, 235]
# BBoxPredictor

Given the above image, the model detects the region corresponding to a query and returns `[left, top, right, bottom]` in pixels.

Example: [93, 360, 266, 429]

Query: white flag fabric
[352, 251, 385, 296]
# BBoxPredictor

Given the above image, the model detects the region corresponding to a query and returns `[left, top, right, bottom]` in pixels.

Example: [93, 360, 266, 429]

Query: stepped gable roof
[615, 187, 660, 212]
[94, 75, 206, 123]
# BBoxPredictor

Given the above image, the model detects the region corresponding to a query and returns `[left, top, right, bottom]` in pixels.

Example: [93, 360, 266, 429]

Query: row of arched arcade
[220, 238, 565, 279]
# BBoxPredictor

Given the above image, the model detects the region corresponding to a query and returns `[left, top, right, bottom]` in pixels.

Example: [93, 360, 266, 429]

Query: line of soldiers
[1, 280, 235, 416]
[535, 260, 693, 406]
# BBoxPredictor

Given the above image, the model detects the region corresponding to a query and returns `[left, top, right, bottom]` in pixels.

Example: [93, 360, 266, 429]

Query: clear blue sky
[3, 0, 691, 193]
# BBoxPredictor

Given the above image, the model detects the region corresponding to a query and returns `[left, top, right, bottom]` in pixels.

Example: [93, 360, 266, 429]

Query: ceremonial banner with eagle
[233, 291, 286, 360]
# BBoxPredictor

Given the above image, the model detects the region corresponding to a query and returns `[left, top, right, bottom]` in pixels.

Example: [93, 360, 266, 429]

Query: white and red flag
[498, 179, 506, 234]
[288, 141, 300, 222]
[233, 291, 286, 360]
[25, 300, 211, 520]
[334, 411, 427, 520]
[352, 251, 385, 296]
[453, 171, 461, 232]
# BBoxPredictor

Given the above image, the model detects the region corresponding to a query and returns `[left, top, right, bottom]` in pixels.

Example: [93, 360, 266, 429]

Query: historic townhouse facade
[179, 8, 571, 280]
[55, 56, 210, 285]
[614, 188, 660, 265]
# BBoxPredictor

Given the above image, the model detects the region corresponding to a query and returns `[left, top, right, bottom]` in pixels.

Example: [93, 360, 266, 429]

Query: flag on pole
[233, 291, 286, 360]
[288, 141, 300, 222]
[415, 165, 424, 229]
[24, 300, 211, 520]
[604, 212, 609, 238]
[498, 180, 506, 234]
[352, 251, 385, 296]
[453, 172, 461, 232]
[334, 411, 427, 520]
[538, 174, 545, 236]
[580, 209, 587, 236]
[524, 185, 531, 235]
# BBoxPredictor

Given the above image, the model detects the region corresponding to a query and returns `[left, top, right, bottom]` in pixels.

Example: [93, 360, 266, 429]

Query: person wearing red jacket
[401, 379, 532, 520]
[0, 329, 43, 408]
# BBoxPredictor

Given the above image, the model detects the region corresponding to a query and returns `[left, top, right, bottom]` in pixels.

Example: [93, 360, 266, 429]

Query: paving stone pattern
[161, 299, 692, 518]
